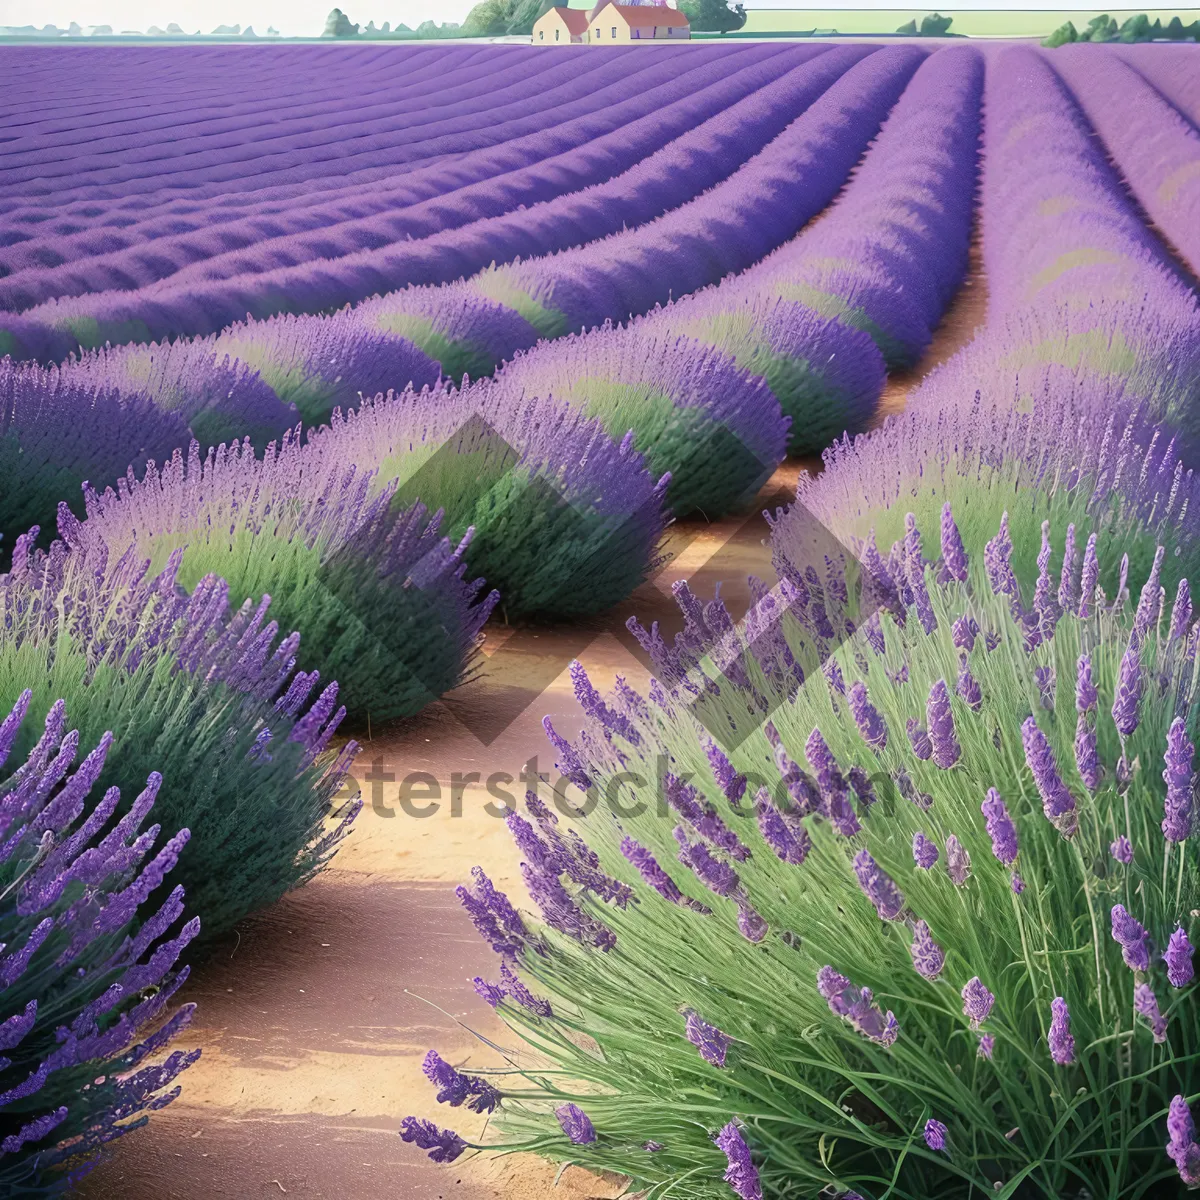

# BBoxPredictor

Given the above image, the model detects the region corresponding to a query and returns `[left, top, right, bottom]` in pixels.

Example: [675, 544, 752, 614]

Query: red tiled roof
[549, 6, 589, 33]
[611, 4, 690, 27]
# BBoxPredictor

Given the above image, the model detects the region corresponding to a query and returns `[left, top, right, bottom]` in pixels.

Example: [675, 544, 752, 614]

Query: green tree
[895, 17, 917, 33]
[1043, 18, 1078, 45]
[919, 11, 952, 34]
[678, 0, 746, 34]
[1083, 12, 1118, 40]
[1118, 12, 1152, 40]
[323, 7, 359, 35]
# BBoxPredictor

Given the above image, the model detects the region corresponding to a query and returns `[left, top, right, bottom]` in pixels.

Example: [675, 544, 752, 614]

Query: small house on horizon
[532, 6, 590, 43]
[533, 0, 689, 44]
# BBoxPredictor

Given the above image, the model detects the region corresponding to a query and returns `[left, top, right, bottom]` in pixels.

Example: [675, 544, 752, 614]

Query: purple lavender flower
[924, 1118, 948, 1153]
[556, 1103, 597, 1145]
[940, 503, 969, 582]
[848, 766, 879, 809]
[906, 514, 938, 635]
[956, 657, 982, 711]
[848, 681, 889, 751]
[706, 740, 747, 807]
[1058, 524, 1078, 614]
[853, 849, 906, 921]
[738, 903, 769, 943]
[1170, 580, 1193, 643]
[1111, 641, 1144, 738]
[946, 835, 971, 886]
[457, 867, 530, 959]
[1010, 872, 1026, 894]
[927, 680, 961, 769]
[1048, 997, 1075, 1065]
[912, 832, 939, 870]
[981, 788, 1019, 866]
[675, 828, 740, 898]
[818, 966, 899, 1046]
[756, 792, 812, 866]
[1075, 716, 1101, 793]
[1167, 1096, 1200, 1186]
[984, 514, 1020, 603]
[1022, 717, 1077, 835]
[714, 1122, 762, 1200]
[522, 863, 616, 952]
[473, 977, 506, 1008]
[422, 1051, 501, 1114]
[1076, 655, 1098, 713]
[806, 729, 861, 837]
[684, 1010, 732, 1067]
[1162, 718, 1196, 842]
[909, 919, 945, 979]
[1134, 983, 1169, 1042]
[1078, 534, 1099, 619]
[1034, 665, 1056, 712]
[1110, 835, 1134, 864]
[399, 1117, 466, 1163]
[621, 837, 685, 905]
[952, 613, 979, 652]
[977, 1034, 995, 1060]
[961, 978, 995, 1028]
[1166, 926, 1195, 988]
[907, 718, 933, 761]
[1111, 904, 1152, 972]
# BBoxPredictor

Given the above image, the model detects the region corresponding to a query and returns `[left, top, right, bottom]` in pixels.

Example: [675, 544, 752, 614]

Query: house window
[611, 25, 616, 36]
[538, 29, 543, 38]
[554, 27, 559, 38]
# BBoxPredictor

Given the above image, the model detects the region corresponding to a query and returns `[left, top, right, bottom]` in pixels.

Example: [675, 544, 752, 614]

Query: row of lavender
[398, 43, 1200, 1200]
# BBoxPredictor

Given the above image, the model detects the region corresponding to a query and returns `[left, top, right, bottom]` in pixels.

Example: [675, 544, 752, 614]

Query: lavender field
[3, 34, 1200, 1200]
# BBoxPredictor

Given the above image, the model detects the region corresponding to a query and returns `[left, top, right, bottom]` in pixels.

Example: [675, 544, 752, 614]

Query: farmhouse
[532, 6, 590, 43]
[533, 0, 690, 43]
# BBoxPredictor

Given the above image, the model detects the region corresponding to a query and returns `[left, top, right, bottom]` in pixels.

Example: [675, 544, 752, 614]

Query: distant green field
[740, 7, 1200, 36]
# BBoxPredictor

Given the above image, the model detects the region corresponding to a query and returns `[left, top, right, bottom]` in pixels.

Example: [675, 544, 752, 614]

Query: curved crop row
[0, 47, 852, 352]
[1051, 46, 1200, 282]
[62, 433, 499, 725]
[1117, 43, 1200, 126]
[0, 43, 765, 256]
[633, 43, 982, 456]
[935, 45, 1200, 446]
[1, 534, 360, 940]
[0, 45, 808, 304]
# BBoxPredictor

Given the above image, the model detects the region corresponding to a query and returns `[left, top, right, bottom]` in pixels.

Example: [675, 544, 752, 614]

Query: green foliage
[897, 13, 954, 36]
[1043, 19, 1078, 46]
[462, 0, 554, 36]
[323, 7, 359, 35]
[677, 0, 746, 34]
[896, 18, 917, 34]
[459, 510, 1200, 1197]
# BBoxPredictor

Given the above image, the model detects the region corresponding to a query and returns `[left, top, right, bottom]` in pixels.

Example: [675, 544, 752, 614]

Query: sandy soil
[77, 257, 987, 1200]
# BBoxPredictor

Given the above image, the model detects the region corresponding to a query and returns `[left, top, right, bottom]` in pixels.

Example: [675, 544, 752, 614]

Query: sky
[0, 0, 1181, 37]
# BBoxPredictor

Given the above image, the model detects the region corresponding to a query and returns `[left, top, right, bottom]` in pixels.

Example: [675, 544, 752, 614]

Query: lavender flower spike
[940, 503, 969, 582]
[715, 1122, 763, 1200]
[1167, 1096, 1200, 1186]
[956, 657, 982, 712]
[1111, 904, 1152, 972]
[853, 849, 905, 921]
[910, 919, 945, 979]
[981, 788, 1019, 866]
[961, 978, 995, 1028]
[1075, 715, 1101, 794]
[621, 837, 684, 905]
[556, 1103, 597, 1145]
[912, 831, 939, 870]
[927, 680, 961, 769]
[1162, 718, 1196, 842]
[924, 1118, 948, 1153]
[848, 681, 889, 752]
[422, 1051, 501, 1114]
[907, 719, 933, 761]
[1048, 997, 1075, 1065]
[684, 1010, 732, 1067]
[1111, 641, 1144, 739]
[1075, 655, 1098, 713]
[1133, 983, 1169, 1043]
[1021, 716, 1077, 836]
[1110, 835, 1134, 865]
[1166, 926, 1195, 988]
[399, 1117, 466, 1163]
[946, 835, 971, 886]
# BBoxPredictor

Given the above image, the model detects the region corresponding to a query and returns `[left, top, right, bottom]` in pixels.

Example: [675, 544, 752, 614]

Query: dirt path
[78, 256, 987, 1200]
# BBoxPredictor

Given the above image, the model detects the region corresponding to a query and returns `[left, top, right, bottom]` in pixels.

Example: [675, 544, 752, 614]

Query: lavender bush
[0, 534, 360, 939]
[305, 380, 670, 620]
[0, 693, 199, 1195]
[0, 357, 188, 552]
[65, 435, 498, 723]
[496, 324, 788, 518]
[407, 499, 1200, 1197]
